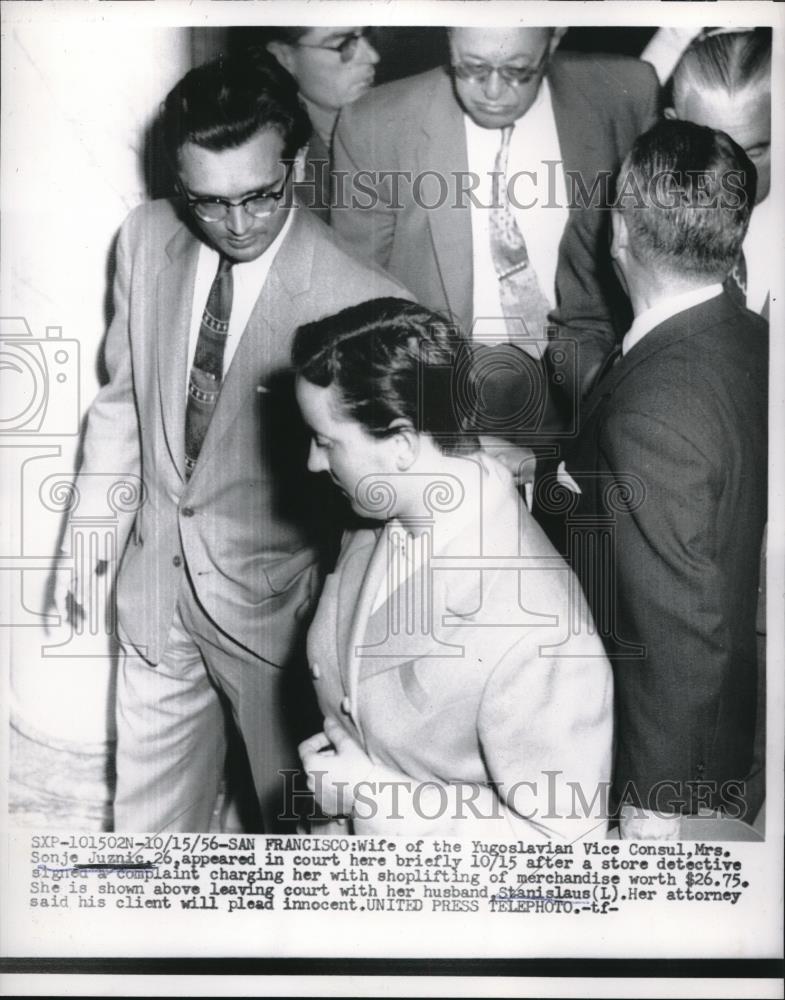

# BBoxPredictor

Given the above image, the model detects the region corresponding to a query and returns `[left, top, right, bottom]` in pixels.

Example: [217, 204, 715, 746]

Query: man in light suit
[332, 27, 658, 433]
[54, 52, 407, 832]
[562, 120, 767, 835]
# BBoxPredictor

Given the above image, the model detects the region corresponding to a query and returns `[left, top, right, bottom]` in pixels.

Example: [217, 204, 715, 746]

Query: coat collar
[340, 457, 521, 720]
[580, 291, 745, 428]
[418, 70, 474, 330]
[157, 213, 200, 480]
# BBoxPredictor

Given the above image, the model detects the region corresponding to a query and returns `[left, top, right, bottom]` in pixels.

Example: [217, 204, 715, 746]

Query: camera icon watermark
[0, 317, 80, 436]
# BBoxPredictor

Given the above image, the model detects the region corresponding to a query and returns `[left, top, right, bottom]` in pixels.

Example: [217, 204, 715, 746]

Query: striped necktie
[489, 125, 552, 344]
[184, 256, 233, 480]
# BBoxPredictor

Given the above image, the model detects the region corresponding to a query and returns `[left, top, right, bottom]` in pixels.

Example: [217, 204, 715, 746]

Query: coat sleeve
[331, 102, 399, 270]
[71, 212, 142, 561]
[474, 624, 615, 842]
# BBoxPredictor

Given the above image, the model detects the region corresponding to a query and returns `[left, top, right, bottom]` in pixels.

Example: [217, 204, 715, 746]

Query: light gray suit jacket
[76, 199, 409, 665]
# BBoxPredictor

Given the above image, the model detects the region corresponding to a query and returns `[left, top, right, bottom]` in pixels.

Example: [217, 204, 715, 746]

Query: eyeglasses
[182, 163, 294, 223]
[452, 48, 550, 87]
[293, 28, 372, 63]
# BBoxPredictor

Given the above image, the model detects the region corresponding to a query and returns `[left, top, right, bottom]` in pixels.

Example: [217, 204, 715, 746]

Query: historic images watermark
[290, 164, 753, 212]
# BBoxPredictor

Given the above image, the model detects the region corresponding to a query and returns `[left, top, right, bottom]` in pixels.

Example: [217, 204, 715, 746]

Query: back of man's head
[162, 49, 312, 167]
[616, 119, 755, 284]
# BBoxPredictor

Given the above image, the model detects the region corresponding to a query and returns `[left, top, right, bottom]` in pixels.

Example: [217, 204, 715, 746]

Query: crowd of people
[53, 26, 771, 840]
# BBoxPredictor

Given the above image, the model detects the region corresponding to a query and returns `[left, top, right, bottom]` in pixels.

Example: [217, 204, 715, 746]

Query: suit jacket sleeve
[599, 404, 729, 810]
[332, 101, 399, 270]
[72, 213, 142, 560]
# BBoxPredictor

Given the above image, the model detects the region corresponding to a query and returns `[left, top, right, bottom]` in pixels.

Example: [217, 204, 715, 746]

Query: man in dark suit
[53, 52, 407, 832]
[332, 27, 658, 437]
[561, 120, 767, 835]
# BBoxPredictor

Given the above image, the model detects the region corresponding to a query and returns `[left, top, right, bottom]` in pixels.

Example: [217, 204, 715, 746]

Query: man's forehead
[450, 27, 551, 62]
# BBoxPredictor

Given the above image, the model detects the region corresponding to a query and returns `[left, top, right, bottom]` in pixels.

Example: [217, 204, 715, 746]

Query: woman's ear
[388, 420, 418, 471]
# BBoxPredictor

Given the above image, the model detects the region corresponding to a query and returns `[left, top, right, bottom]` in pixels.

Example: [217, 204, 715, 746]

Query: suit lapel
[157, 222, 201, 481]
[420, 72, 473, 328]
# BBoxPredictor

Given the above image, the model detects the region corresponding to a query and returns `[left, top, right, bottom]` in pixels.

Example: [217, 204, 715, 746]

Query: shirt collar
[622, 283, 724, 356]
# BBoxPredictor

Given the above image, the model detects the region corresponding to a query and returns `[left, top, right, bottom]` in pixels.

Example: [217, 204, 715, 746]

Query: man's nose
[482, 69, 505, 101]
[225, 203, 252, 235]
[356, 34, 380, 64]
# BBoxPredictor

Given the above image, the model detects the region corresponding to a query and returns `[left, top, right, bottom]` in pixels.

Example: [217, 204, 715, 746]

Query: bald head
[448, 27, 564, 129]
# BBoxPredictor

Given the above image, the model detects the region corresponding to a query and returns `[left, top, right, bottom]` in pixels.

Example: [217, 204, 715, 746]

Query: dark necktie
[184, 256, 233, 480]
[489, 125, 552, 344]
[591, 344, 623, 393]
[724, 250, 747, 306]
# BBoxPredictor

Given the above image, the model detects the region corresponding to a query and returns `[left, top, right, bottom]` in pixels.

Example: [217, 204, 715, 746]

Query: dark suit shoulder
[550, 52, 658, 98]
[606, 303, 767, 442]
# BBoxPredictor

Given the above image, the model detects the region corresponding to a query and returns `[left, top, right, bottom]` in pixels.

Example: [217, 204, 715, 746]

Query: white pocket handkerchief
[556, 460, 582, 494]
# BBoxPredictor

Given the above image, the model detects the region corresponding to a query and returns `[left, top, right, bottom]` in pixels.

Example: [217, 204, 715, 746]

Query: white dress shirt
[622, 283, 723, 357]
[185, 210, 294, 395]
[465, 80, 568, 344]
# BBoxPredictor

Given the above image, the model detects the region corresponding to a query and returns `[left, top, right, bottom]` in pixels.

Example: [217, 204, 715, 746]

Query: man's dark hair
[162, 49, 312, 165]
[292, 298, 480, 455]
[672, 28, 772, 107]
[616, 119, 755, 281]
[261, 27, 311, 46]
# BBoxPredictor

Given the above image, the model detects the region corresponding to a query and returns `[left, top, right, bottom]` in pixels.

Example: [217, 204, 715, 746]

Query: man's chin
[468, 108, 521, 130]
[221, 238, 268, 262]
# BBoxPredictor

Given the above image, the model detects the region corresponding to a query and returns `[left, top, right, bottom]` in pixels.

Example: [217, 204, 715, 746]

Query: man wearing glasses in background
[53, 51, 406, 833]
[264, 27, 380, 220]
[332, 27, 659, 439]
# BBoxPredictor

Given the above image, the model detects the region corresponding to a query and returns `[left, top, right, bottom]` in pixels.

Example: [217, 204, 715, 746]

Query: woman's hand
[298, 716, 374, 817]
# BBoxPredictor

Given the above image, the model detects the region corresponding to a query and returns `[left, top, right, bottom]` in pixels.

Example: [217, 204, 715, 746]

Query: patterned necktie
[184, 256, 233, 480]
[489, 125, 552, 345]
[724, 249, 747, 306]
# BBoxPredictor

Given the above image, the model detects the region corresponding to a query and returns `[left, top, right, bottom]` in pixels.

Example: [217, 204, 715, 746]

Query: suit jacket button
[181, 506, 195, 518]
[311, 662, 321, 680]
[340, 696, 351, 715]
[172, 555, 182, 567]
